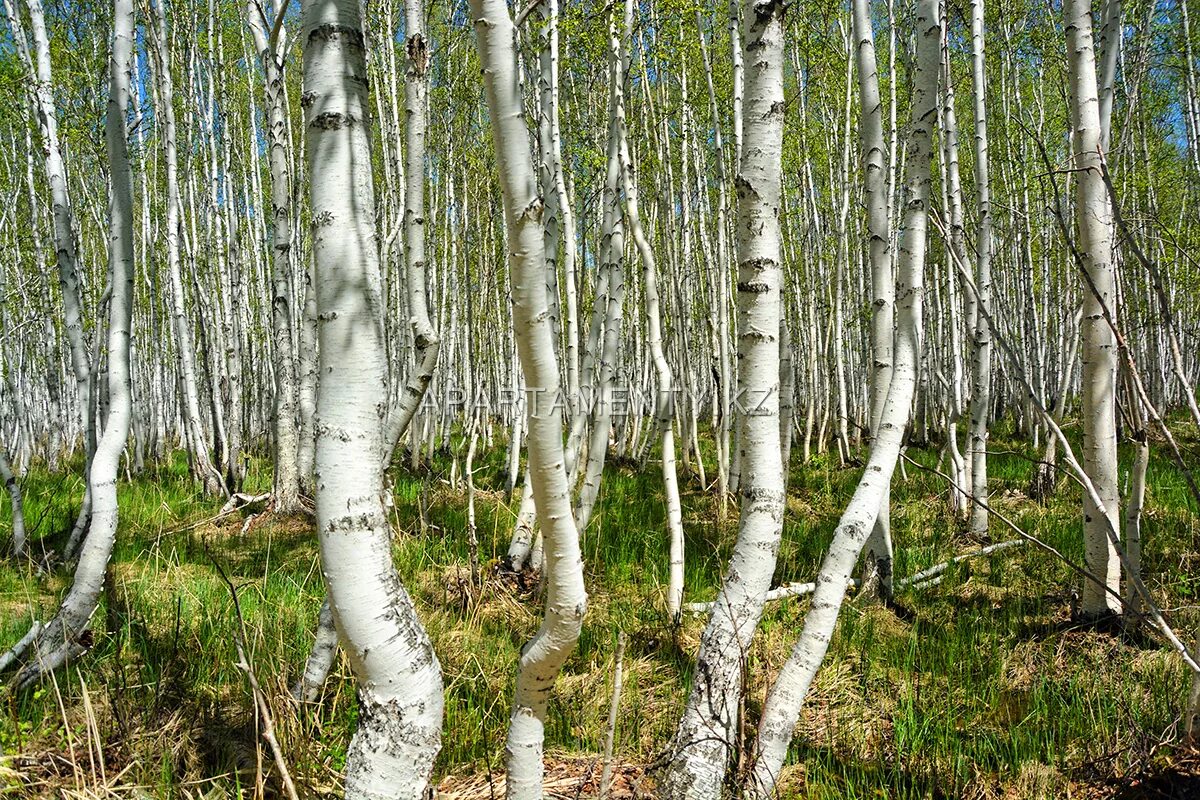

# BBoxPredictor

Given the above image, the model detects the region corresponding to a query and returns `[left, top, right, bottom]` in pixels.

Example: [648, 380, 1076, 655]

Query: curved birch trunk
[380, 0, 440, 462]
[748, 0, 936, 786]
[660, 2, 787, 796]
[613, 14, 685, 623]
[469, 0, 587, 795]
[3, 0, 95, 551]
[9, 0, 136, 687]
[303, 0, 443, 794]
[573, 7, 630, 536]
[1065, 0, 1122, 616]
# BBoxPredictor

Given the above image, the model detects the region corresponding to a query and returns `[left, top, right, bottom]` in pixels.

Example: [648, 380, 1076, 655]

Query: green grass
[0, 422, 1197, 798]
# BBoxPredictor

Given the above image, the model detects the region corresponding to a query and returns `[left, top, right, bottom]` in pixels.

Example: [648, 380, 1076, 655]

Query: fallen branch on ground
[683, 539, 1024, 614]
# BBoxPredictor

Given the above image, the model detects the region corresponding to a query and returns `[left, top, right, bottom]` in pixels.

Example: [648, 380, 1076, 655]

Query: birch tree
[6, 0, 136, 686]
[2, 0, 95, 549]
[469, 0, 587, 795]
[852, 0, 896, 598]
[750, 0, 937, 786]
[149, 0, 223, 497]
[966, 0, 993, 538]
[1, 446, 24, 557]
[303, 0, 443, 793]
[1065, 0, 1122, 617]
[613, 0, 685, 624]
[380, 0, 441, 460]
[246, 0, 302, 512]
[661, 1, 787, 794]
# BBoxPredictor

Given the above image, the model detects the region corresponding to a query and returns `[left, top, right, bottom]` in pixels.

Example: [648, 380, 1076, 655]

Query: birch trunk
[10, 0, 136, 686]
[573, 6, 629, 536]
[3, 0, 94, 548]
[150, 0, 222, 497]
[697, 12, 733, 505]
[1, 448, 24, 557]
[967, 0, 993, 538]
[303, 0, 443, 794]
[661, 2, 787, 795]
[1123, 425, 1148, 615]
[613, 8, 685, 623]
[749, 0, 936, 785]
[469, 0, 588, 795]
[247, 0, 301, 512]
[853, 0, 896, 598]
[297, 251, 318, 491]
[1065, 0, 1123, 616]
[381, 0, 440, 461]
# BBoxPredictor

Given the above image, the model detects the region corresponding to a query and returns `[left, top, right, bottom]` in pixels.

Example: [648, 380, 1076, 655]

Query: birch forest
[2, 0, 1200, 796]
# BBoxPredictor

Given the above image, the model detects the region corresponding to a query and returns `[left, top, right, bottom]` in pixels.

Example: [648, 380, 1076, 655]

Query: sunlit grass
[0, 421, 1196, 797]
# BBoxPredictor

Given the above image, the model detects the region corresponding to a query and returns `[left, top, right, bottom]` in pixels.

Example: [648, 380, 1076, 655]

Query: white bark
[598, 632, 626, 800]
[1, 447, 24, 557]
[381, 0, 440, 461]
[697, 12, 733, 504]
[613, 11, 685, 623]
[247, 0, 301, 512]
[11, 0, 136, 687]
[303, 0, 443, 794]
[749, 0, 936, 787]
[573, 5, 630, 536]
[3, 0, 94, 549]
[1065, 0, 1122, 616]
[1122, 429, 1148, 615]
[291, 597, 339, 704]
[661, 2, 787, 796]
[150, 0, 222, 497]
[967, 0, 994, 538]
[297, 251, 319, 491]
[469, 0, 588, 796]
[853, 0, 896, 598]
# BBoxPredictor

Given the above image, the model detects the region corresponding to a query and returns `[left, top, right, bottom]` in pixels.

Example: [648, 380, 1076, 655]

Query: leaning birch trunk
[748, 0, 936, 787]
[613, 10, 684, 623]
[150, 0, 222, 497]
[1, 448, 25, 557]
[291, 597, 339, 704]
[544, 0, 580, 421]
[247, 0, 301, 513]
[8, 0, 136, 687]
[380, 0, 440, 461]
[967, 0, 994, 538]
[3, 0, 94, 551]
[302, 0, 443, 794]
[573, 5, 630, 536]
[852, 0, 895, 599]
[469, 0, 588, 796]
[660, 2, 787, 796]
[1065, 0, 1122, 617]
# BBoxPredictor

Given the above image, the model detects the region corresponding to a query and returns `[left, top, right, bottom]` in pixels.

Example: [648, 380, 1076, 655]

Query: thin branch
[208, 549, 301, 800]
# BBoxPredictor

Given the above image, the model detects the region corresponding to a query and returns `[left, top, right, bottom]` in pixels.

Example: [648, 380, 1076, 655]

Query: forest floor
[1, 421, 1199, 799]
